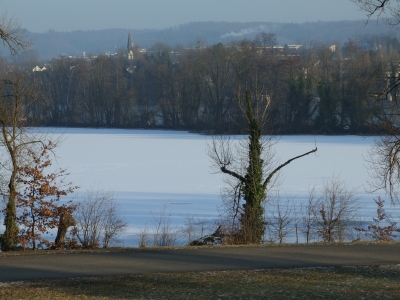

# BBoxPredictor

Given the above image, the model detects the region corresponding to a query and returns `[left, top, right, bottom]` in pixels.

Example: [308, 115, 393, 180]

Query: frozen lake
[53, 128, 373, 194]
[2, 128, 399, 246]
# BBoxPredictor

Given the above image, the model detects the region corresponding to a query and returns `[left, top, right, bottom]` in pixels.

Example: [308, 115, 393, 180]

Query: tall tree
[284, 58, 313, 133]
[199, 43, 236, 132]
[0, 69, 52, 250]
[209, 92, 317, 244]
[315, 46, 341, 133]
[350, 0, 400, 202]
[0, 13, 34, 250]
[177, 48, 204, 128]
[147, 43, 181, 127]
[341, 41, 375, 133]
[254, 32, 277, 48]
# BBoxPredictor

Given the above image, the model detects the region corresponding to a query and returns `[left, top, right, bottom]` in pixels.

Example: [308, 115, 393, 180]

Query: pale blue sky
[2, 0, 367, 32]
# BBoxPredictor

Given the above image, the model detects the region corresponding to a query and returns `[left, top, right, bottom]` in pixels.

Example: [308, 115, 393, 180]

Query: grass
[1, 265, 399, 299]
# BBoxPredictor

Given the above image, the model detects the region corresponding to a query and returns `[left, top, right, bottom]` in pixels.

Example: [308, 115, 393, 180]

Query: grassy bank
[1, 265, 399, 299]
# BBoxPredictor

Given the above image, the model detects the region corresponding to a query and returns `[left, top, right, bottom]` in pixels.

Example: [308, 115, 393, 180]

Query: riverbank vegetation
[8, 33, 400, 134]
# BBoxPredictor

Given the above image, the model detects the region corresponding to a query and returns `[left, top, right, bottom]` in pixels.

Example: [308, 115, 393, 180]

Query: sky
[1, 0, 367, 33]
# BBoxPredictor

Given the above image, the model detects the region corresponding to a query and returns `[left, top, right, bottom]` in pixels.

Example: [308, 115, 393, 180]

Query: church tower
[127, 33, 134, 60]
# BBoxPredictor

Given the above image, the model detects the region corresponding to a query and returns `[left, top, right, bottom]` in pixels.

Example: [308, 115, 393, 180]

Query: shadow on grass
[19, 266, 400, 300]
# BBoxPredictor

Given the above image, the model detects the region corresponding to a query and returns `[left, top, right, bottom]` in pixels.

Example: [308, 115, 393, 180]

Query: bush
[355, 197, 400, 241]
[74, 190, 127, 248]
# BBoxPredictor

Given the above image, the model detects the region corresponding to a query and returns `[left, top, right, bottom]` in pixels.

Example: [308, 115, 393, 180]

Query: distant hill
[14, 20, 400, 60]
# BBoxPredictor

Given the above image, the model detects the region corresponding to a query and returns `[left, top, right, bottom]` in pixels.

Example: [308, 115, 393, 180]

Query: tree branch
[263, 147, 318, 189]
[0, 13, 31, 54]
[221, 166, 246, 183]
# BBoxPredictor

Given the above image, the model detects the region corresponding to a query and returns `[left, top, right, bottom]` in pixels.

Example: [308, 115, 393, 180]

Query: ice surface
[52, 129, 373, 195]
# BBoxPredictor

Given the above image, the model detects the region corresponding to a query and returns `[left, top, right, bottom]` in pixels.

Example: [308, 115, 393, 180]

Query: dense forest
[4, 34, 400, 134]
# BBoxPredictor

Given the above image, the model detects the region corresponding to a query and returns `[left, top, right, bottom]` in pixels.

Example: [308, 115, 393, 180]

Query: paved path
[1, 244, 399, 282]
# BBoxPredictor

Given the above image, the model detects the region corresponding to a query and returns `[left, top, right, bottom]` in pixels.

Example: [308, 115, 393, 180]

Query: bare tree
[0, 13, 31, 54]
[0, 13, 42, 251]
[315, 176, 359, 243]
[300, 187, 319, 244]
[74, 190, 127, 248]
[350, 0, 400, 24]
[102, 200, 128, 248]
[265, 196, 296, 244]
[150, 203, 177, 247]
[197, 43, 236, 132]
[209, 92, 317, 244]
[254, 32, 277, 48]
[366, 132, 400, 204]
[0, 69, 57, 251]
[346, 1, 400, 203]
[182, 216, 196, 245]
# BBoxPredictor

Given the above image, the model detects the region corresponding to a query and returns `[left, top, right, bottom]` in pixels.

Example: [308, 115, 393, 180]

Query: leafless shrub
[300, 187, 319, 244]
[315, 176, 359, 243]
[137, 226, 149, 248]
[350, 217, 368, 242]
[151, 203, 177, 247]
[265, 195, 296, 244]
[182, 215, 210, 245]
[74, 190, 127, 248]
[102, 202, 128, 248]
[182, 216, 196, 245]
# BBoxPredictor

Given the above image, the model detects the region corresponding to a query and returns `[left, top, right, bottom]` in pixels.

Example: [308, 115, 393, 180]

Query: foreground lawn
[1, 265, 399, 299]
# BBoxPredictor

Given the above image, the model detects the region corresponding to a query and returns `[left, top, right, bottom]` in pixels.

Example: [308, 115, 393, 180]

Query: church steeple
[127, 33, 134, 51]
[127, 33, 134, 60]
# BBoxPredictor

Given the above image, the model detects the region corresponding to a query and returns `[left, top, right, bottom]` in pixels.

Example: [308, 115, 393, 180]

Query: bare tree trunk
[54, 213, 75, 249]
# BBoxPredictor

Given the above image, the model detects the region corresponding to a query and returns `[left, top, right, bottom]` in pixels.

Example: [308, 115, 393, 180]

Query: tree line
[7, 35, 400, 134]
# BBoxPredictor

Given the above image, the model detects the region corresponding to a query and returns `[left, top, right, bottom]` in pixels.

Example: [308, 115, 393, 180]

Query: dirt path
[1, 244, 399, 282]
